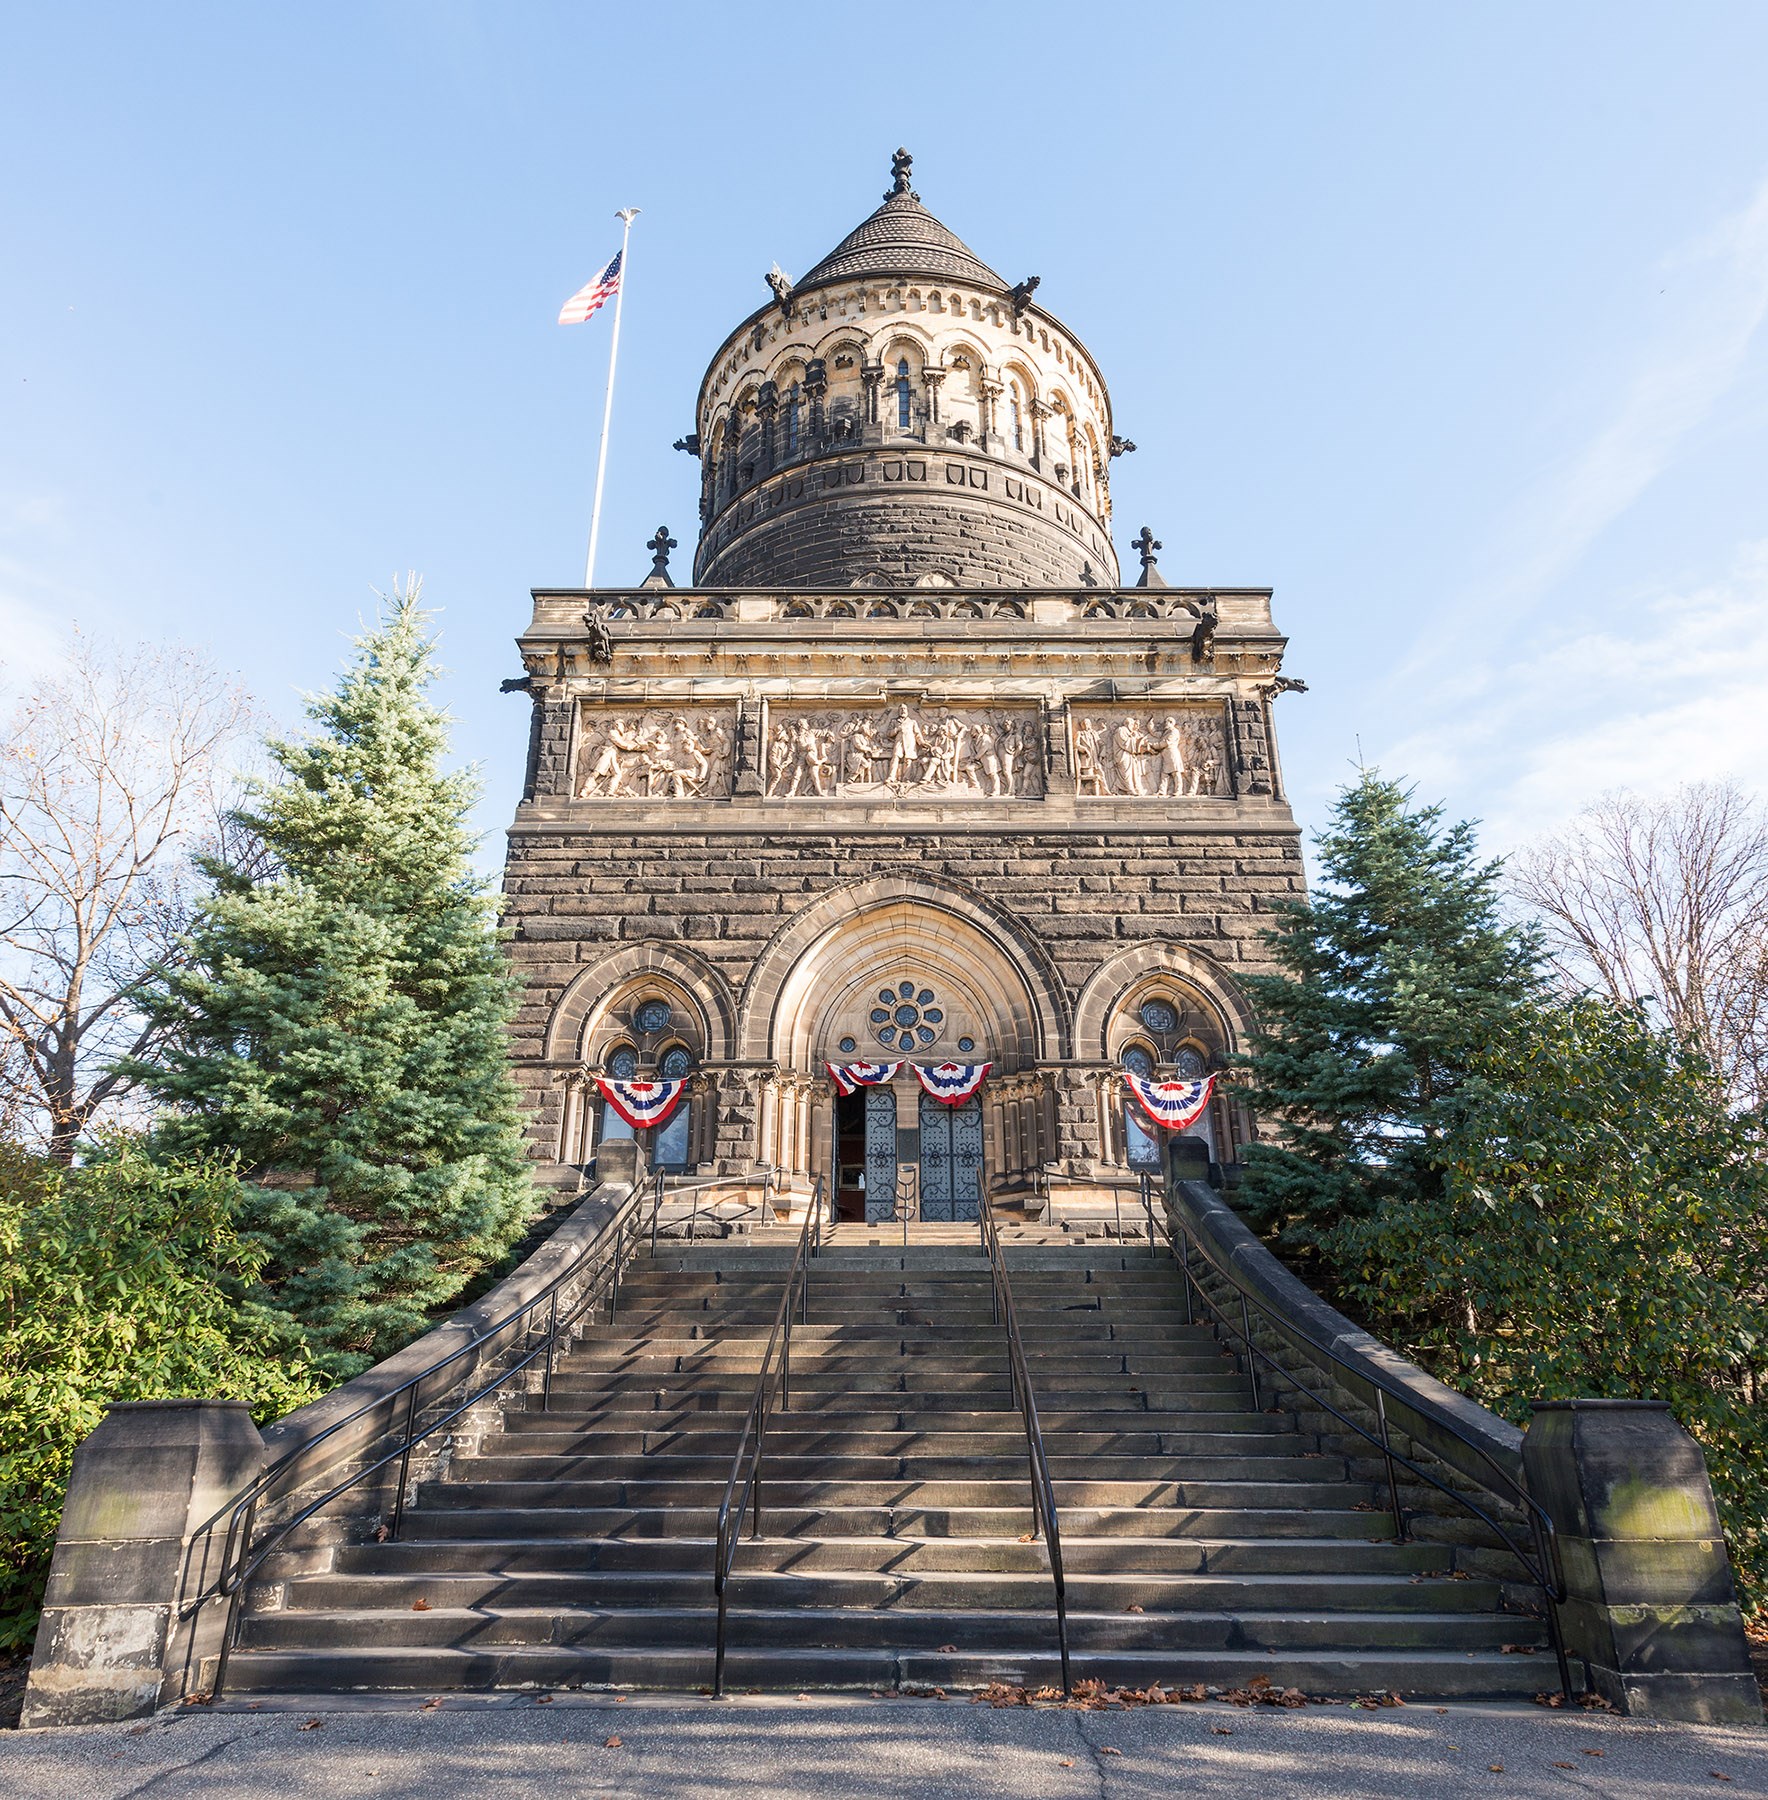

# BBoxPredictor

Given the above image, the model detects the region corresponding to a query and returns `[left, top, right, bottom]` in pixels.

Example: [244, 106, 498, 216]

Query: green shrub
[1325, 998, 1768, 1614]
[0, 1139, 323, 1649]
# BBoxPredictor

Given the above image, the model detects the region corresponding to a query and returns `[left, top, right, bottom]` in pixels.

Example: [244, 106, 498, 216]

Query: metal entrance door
[863, 1085, 898, 1222]
[918, 1094, 983, 1220]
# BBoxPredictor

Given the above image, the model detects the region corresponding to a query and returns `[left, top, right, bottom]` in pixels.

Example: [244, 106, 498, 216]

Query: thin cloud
[1386, 540, 1768, 849]
[1398, 170, 1768, 693]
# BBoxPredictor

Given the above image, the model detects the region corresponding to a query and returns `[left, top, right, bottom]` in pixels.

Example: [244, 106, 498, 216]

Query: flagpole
[584, 206, 639, 589]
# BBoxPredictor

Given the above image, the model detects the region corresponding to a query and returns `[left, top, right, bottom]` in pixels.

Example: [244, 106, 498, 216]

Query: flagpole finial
[615, 206, 640, 225]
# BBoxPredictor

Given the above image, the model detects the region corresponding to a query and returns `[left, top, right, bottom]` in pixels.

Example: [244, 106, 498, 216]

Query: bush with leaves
[1325, 996, 1768, 1611]
[0, 1138, 322, 1648]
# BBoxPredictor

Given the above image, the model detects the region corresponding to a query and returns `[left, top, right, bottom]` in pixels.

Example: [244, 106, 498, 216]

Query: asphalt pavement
[3, 1694, 1766, 1799]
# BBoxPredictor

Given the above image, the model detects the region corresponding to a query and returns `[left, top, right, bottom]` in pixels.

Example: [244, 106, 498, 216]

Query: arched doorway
[743, 880, 1068, 1201]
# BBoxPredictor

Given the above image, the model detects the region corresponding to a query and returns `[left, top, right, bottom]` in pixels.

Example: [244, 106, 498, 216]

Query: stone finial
[887, 147, 917, 201]
[1132, 526, 1167, 589]
[641, 525, 678, 589]
[1009, 275, 1041, 317]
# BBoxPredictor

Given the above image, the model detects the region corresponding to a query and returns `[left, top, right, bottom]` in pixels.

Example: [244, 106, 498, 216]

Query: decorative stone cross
[646, 525, 677, 580]
[888, 147, 916, 199]
[1132, 526, 1162, 575]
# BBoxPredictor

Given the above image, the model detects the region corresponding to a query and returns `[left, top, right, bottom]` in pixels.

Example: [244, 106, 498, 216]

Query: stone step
[242, 1603, 1542, 1656]
[362, 1506, 1403, 1546]
[435, 1447, 1346, 1490]
[570, 1324, 1222, 1348]
[270, 1568, 1505, 1615]
[452, 1443, 1346, 1475]
[429, 1454, 1362, 1486]
[498, 1406, 1299, 1436]
[216, 1641, 1550, 1700]
[317, 1531, 1446, 1574]
[482, 1426, 1312, 1458]
[415, 1478, 1380, 1510]
[534, 1373, 1256, 1401]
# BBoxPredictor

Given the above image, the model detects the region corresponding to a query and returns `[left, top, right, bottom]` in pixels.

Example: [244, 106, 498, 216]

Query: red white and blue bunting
[825, 1061, 901, 1096]
[595, 1076, 689, 1130]
[1125, 1073, 1216, 1133]
[913, 1062, 992, 1106]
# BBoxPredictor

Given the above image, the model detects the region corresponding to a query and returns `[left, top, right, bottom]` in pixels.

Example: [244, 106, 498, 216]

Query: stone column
[1523, 1399, 1762, 1723]
[23, 1400, 265, 1726]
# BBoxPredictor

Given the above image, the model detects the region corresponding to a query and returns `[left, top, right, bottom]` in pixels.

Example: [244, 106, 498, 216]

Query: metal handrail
[194, 1166, 764, 1695]
[1149, 1175, 1573, 1700]
[976, 1172, 1072, 1696]
[711, 1174, 826, 1697]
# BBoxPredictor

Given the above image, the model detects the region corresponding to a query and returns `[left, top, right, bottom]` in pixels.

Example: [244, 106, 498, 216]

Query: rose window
[869, 980, 944, 1051]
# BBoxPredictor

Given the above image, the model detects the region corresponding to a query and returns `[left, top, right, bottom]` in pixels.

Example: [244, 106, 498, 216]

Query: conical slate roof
[796, 150, 1007, 292]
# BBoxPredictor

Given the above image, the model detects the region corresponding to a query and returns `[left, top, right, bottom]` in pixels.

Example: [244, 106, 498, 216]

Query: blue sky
[5, 2, 1766, 866]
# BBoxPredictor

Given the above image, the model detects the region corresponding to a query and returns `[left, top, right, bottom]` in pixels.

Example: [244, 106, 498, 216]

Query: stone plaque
[574, 706, 735, 800]
[1070, 708, 1227, 798]
[764, 704, 1043, 800]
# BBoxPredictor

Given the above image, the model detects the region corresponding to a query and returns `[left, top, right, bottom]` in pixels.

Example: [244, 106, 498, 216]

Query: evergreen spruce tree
[1236, 769, 1539, 1266]
[141, 588, 533, 1376]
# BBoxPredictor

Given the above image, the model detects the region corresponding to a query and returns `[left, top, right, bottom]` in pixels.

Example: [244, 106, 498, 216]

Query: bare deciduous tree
[1512, 782, 1768, 1110]
[0, 636, 254, 1159]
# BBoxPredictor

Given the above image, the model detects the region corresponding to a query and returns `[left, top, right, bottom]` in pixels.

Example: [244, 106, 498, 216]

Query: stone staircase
[226, 1228, 1550, 1697]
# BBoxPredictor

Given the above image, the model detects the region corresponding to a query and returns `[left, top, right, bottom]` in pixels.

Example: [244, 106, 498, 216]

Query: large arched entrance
[739, 876, 1068, 1208]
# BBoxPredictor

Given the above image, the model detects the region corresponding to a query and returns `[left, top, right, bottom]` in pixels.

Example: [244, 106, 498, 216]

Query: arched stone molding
[543, 942, 737, 1065]
[1071, 941, 1252, 1063]
[737, 871, 1071, 1070]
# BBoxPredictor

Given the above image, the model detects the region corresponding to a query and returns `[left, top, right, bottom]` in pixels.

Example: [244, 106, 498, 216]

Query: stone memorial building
[500, 151, 1305, 1220]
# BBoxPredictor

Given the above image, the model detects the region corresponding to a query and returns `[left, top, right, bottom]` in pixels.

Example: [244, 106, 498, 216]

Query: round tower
[688, 151, 1122, 590]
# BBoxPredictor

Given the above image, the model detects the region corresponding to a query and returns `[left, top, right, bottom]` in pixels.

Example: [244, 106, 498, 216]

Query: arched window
[784, 393, 800, 456]
[1008, 382, 1024, 452]
[598, 1044, 639, 1151]
[1121, 1043, 1162, 1169]
[896, 359, 913, 429]
[655, 1045, 695, 1169]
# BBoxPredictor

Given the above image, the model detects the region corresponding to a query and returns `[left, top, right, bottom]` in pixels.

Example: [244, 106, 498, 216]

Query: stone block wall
[501, 819, 1303, 1177]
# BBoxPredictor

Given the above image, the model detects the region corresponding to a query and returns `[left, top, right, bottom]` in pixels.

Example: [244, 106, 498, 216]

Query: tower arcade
[500, 152, 1305, 1218]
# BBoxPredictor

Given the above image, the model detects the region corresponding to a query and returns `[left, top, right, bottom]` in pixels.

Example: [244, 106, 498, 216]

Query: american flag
[558, 251, 623, 325]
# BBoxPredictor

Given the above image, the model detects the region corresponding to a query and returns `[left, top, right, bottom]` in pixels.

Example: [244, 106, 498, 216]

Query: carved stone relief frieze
[574, 706, 735, 800]
[1069, 708, 1227, 799]
[764, 704, 1044, 800]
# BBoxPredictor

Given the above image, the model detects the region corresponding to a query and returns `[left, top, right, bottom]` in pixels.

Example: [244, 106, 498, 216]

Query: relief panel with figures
[574, 707, 735, 800]
[765, 704, 1043, 800]
[1070, 708, 1228, 799]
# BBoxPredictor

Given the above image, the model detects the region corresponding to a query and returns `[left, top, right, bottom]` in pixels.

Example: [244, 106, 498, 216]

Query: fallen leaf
[1711, 1774, 1734, 1782]
[1211, 1725, 1233, 1735]
[298, 1718, 323, 1731]
[411, 1598, 432, 1612]
[1489, 1766, 1505, 1774]
[604, 1735, 623, 1748]
[1018, 1532, 1035, 1542]
[419, 1697, 442, 1712]
[534, 1694, 553, 1705]
[1126, 1604, 1144, 1614]
[1583, 1748, 1604, 1757]
[938, 1644, 957, 1654]
[1058, 1759, 1074, 1768]
[1100, 1746, 1122, 1756]
[1553, 1764, 1575, 1771]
